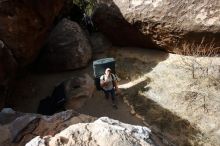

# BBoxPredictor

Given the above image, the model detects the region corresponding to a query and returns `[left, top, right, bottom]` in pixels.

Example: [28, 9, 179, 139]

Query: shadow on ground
[122, 80, 207, 146]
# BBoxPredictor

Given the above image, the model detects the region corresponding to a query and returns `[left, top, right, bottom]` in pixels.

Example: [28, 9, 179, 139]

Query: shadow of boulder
[123, 80, 208, 146]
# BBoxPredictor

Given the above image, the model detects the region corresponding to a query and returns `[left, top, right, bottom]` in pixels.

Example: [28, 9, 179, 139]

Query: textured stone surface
[92, 3, 158, 49]
[26, 117, 155, 146]
[36, 19, 92, 72]
[64, 74, 95, 110]
[89, 32, 112, 53]
[93, 0, 220, 52]
[0, 109, 96, 146]
[0, 0, 64, 65]
[0, 40, 17, 84]
[0, 40, 17, 109]
[10, 115, 39, 142]
[0, 0, 64, 84]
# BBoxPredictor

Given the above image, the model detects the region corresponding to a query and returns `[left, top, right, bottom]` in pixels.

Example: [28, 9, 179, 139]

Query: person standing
[100, 68, 118, 108]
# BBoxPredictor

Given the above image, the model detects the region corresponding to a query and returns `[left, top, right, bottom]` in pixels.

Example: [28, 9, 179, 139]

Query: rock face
[57, 0, 84, 23]
[93, 0, 220, 52]
[0, 0, 64, 82]
[0, 0, 64, 65]
[36, 19, 92, 72]
[0, 40, 17, 85]
[64, 74, 95, 109]
[0, 40, 17, 109]
[26, 117, 155, 146]
[0, 109, 96, 146]
[92, 2, 158, 49]
[89, 32, 112, 53]
[37, 74, 95, 115]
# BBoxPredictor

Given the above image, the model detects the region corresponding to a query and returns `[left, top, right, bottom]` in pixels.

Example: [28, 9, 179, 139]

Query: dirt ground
[108, 47, 220, 146]
[4, 49, 144, 126]
[4, 46, 219, 146]
[77, 89, 143, 125]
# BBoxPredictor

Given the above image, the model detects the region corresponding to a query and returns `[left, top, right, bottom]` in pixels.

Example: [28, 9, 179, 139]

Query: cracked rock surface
[93, 0, 220, 52]
[0, 109, 96, 146]
[26, 117, 155, 146]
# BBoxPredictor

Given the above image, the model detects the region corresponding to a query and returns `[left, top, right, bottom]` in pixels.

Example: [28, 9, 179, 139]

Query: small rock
[64, 74, 95, 109]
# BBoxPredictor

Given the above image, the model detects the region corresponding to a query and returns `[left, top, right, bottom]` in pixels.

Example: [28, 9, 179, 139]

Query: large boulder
[64, 74, 95, 110]
[92, 2, 158, 49]
[0, 0, 64, 66]
[93, 0, 220, 53]
[36, 19, 92, 72]
[37, 74, 95, 115]
[26, 117, 155, 146]
[0, 0, 64, 85]
[0, 40, 17, 109]
[0, 40, 17, 85]
[0, 109, 96, 146]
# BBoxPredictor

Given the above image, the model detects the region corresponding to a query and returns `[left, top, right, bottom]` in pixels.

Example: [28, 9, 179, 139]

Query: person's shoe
[112, 104, 118, 109]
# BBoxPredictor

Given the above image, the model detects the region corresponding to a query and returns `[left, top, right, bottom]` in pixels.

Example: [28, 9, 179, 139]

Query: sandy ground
[4, 50, 144, 127]
[77, 89, 143, 126]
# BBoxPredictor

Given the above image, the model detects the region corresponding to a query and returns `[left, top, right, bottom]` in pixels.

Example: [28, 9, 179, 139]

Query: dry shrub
[174, 38, 219, 79]
[174, 38, 220, 113]
[173, 38, 220, 57]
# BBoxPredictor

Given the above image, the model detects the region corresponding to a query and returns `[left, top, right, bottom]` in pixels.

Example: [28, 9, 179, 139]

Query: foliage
[72, 0, 97, 16]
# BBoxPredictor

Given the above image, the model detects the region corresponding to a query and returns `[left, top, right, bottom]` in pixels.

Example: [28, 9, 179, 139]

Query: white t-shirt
[100, 74, 116, 91]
